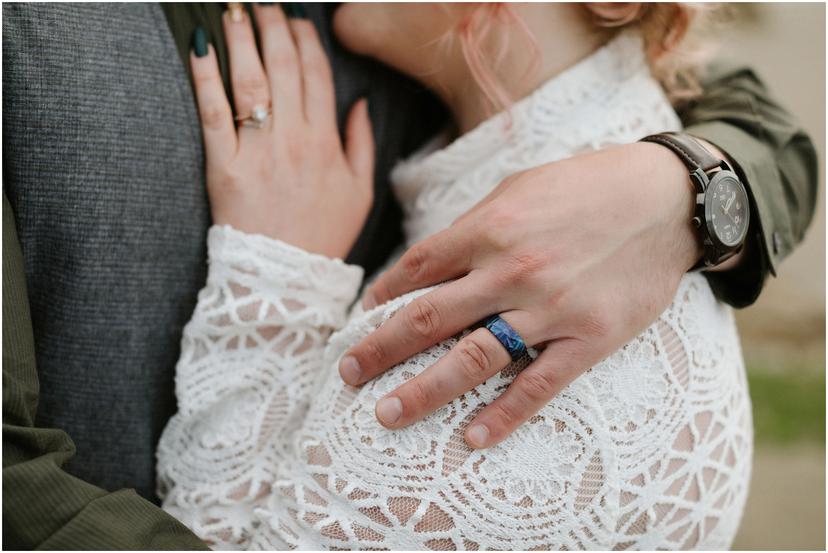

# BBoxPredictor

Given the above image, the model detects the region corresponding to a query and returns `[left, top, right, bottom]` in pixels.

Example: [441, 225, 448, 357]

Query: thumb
[344, 98, 374, 182]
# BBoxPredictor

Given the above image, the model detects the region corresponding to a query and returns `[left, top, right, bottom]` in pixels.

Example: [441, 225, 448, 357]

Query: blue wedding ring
[481, 315, 527, 361]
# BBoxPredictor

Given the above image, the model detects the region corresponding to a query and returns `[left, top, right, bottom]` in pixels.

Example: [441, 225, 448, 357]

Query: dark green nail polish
[285, 2, 307, 18]
[192, 26, 208, 58]
[257, 2, 275, 5]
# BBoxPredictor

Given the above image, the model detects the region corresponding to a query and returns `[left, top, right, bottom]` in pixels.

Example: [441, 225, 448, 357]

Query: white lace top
[158, 31, 752, 550]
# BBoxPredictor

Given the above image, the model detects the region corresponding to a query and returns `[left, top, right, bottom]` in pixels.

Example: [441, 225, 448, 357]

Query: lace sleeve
[240, 277, 750, 550]
[156, 225, 363, 549]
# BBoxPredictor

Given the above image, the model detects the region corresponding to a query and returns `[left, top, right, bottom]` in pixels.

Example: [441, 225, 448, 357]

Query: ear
[583, 3, 647, 27]
[648, 4, 691, 61]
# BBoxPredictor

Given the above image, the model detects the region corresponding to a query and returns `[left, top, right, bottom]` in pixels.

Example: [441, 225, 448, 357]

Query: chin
[332, 3, 386, 57]
[333, 3, 463, 81]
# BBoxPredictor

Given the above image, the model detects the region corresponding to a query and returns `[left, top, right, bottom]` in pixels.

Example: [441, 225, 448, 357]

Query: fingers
[288, 18, 337, 129]
[223, 9, 271, 117]
[253, 4, 302, 124]
[464, 337, 593, 449]
[375, 314, 529, 428]
[344, 99, 374, 181]
[340, 273, 496, 386]
[190, 42, 237, 170]
[363, 224, 477, 309]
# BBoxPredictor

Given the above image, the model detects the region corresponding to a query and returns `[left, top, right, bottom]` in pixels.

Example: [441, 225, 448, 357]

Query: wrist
[638, 142, 704, 272]
[640, 132, 753, 272]
[691, 138, 747, 272]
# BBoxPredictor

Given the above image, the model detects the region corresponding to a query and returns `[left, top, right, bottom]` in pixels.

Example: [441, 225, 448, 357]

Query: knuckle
[401, 245, 428, 283]
[303, 56, 332, 79]
[295, 19, 320, 41]
[200, 104, 228, 130]
[404, 298, 441, 340]
[489, 206, 518, 232]
[512, 250, 548, 275]
[482, 211, 516, 251]
[218, 168, 243, 191]
[194, 71, 221, 90]
[456, 338, 492, 381]
[486, 401, 520, 432]
[519, 371, 558, 403]
[267, 49, 299, 72]
[361, 338, 387, 368]
[285, 139, 308, 165]
[501, 172, 522, 187]
[369, 279, 391, 305]
[580, 312, 611, 340]
[406, 379, 432, 411]
[235, 75, 269, 98]
[494, 250, 547, 288]
[313, 134, 340, 156]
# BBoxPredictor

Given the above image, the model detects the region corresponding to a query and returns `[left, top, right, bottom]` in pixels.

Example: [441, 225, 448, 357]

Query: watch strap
[640, 132, 736, 271]
[641, 132, 721, 173]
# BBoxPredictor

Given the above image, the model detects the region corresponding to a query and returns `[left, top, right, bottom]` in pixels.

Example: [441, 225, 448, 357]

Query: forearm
[4, 437, 207, 550]
[678, 63, 819, 306]
[2, 193, 207, 550]
[157, 225, 363, 548]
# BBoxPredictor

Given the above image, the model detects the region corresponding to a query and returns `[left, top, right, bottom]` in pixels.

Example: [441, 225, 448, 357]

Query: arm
[2, 194, 209, 550]
[157, 5, 373, 547]
[157, 225, 362, 548]
[342, 62, 819, 448]
[680, 63, 819, 306]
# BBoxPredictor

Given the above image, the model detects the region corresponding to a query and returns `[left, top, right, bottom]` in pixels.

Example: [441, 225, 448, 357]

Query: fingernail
[227, 2, 245, 22]
[257, 2, 275, 5]
[285, 2, 307, 18]
[339, 355, 362, 385]
[376, 396, 402, 426]
[191, 26, 208, 58]
[466, 424, 490, 448]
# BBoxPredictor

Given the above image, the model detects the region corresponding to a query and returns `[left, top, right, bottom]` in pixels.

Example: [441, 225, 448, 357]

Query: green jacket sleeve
[2, 194, 209, 551]
[677, 63, 819, 307]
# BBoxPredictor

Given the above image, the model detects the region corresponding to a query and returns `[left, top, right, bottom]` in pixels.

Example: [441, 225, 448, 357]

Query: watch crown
[692, 217, 702, 228]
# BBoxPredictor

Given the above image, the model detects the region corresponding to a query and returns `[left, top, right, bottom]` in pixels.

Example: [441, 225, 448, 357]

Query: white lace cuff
[207, 225, 364, 328]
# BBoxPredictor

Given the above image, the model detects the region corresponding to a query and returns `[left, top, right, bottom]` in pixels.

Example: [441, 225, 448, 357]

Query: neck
[436, 5, 612, 134]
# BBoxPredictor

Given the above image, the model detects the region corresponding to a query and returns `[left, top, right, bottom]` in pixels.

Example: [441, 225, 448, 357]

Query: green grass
[748, 367, 825, 445]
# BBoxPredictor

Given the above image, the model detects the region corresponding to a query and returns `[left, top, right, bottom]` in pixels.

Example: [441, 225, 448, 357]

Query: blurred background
[711, 3, 826, 550]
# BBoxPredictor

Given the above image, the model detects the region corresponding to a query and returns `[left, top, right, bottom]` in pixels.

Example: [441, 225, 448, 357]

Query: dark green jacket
[3, 5, 818, 552]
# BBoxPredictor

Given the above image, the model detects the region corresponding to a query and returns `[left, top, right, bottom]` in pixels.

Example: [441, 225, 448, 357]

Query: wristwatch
[641, 132, 750, 269]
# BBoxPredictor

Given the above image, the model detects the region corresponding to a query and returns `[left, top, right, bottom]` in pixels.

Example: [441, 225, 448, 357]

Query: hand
[190, 5, 374, 259]
[338, 142, 703, 449]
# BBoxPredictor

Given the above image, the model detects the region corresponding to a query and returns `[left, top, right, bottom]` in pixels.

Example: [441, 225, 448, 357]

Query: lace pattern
[158, 30, 752, 550]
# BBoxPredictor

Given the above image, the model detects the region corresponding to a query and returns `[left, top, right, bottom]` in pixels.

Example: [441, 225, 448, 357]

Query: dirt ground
[723, 6, 826, 550]
[733, 445, 826, 550]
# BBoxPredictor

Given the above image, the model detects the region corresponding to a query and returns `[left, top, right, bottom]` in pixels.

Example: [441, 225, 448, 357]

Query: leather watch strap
[641, 133, 721, 173]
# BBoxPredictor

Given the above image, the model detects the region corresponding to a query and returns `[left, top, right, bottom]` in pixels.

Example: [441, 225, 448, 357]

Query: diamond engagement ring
[235, 104, 271, 129]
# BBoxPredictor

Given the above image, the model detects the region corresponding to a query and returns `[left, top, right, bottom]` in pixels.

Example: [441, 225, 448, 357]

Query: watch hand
[724, 191, 736, 214]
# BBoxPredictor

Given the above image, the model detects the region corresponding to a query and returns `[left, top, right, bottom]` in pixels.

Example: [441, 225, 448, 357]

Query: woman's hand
[191, 5, 374, 259]
[339, 142, 704, 448]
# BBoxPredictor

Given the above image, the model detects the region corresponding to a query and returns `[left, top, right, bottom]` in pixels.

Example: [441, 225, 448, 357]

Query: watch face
[705, 172, 750, 248]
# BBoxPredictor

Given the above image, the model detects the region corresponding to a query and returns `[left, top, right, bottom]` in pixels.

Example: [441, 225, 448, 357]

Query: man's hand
[338, 142, 704, 449]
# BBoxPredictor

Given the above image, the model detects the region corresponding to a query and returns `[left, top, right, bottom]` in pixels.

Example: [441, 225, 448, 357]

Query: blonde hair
[452, 3, 716, 113]
[585, 3, 715, 102]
